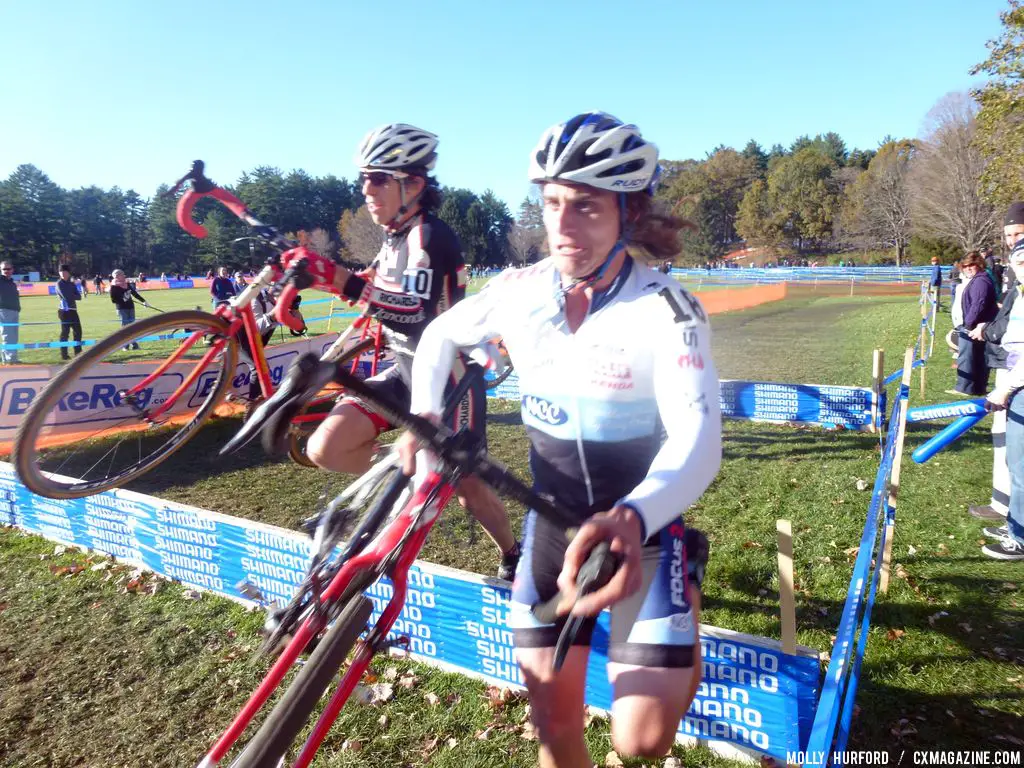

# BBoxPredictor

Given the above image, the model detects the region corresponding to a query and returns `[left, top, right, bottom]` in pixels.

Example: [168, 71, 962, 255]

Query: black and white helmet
[529, 112, 661, 194]
[355, 123, 438, 173]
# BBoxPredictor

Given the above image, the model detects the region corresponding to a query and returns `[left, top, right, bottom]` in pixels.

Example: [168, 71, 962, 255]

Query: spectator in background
[951, 251, 998, 396]
[979, 238, 1024, 560]
[982, 246, 1002, 302]
[232, 270, 248, 295]
[970, 204, 1024, 524]
[929, 256, 943, 310]
[93, 274, 105, 294]
[0, 261, 21, 364]
[210, 266, 235, 309]
[949, 259, 961, 307]
[56, 265, 83, 361]
[110, 269, 146, 350]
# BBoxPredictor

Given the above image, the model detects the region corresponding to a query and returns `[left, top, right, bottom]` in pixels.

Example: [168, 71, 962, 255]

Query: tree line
[0, 165, 517, 277]
[4, 1, 1023, 275]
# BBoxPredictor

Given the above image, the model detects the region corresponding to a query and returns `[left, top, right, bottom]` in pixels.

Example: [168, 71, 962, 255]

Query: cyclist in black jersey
[250, 123, 520, 579]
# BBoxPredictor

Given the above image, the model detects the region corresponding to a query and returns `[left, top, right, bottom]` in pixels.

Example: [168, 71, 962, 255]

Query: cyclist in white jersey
[399, 112, 722, 766]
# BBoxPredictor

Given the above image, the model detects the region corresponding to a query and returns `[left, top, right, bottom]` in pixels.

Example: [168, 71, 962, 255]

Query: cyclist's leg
[605, 522, 704, 758]
[451, 360, 518, 559]
[305, 367, 402, 474]
[510, 511, 595, 768]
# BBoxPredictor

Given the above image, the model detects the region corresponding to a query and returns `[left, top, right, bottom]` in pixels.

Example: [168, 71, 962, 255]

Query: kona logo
[7, 383, 154, 416]
[522, 395, 567, 426]
[610, 179, 645, 189]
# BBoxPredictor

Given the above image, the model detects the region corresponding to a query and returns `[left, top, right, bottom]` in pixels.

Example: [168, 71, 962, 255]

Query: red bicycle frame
[196, 468, 457, 768]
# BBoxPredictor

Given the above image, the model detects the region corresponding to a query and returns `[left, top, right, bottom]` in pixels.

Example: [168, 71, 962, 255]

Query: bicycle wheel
[484, 342, 514, 391]
[229, 595, 374, 768]
[287, 337, 376, 468]
[13, 310, 239, 499]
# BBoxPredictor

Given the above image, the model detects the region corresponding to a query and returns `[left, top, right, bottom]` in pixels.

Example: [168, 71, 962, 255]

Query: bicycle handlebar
[165, 160, 295, 251]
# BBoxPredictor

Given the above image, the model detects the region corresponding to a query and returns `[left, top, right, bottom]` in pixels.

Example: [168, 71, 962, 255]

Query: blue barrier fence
[804, 381, 907, 764]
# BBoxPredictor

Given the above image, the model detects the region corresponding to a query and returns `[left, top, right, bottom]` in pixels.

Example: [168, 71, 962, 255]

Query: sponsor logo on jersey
[521, 395, 567, 426]
[371, 290, 420, 309]
[669, 524, 687, 608]
[669, 611, 693, 633]
[677, 353, 705, 370]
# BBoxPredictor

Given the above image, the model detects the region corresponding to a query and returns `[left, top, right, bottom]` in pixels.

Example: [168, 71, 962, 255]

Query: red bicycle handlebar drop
[176, 186, 252, 239]
[274, 284, 304, 332]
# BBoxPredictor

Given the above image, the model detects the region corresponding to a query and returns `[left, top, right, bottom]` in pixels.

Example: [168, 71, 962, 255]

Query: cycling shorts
[509, 512, 707, 668]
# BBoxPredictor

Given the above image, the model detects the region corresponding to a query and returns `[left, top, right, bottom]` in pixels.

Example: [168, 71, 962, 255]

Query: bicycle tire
[13, 310, 238, 499]
[229, 595, 374, 768]
[287, 337, 376, 468]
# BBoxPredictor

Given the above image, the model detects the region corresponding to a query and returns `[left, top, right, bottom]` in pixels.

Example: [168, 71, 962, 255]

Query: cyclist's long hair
[409, 174, 442, 213]
[623, 194, 695, 263]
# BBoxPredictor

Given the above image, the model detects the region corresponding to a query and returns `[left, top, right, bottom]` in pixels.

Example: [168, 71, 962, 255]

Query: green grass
[1, 292, 1022, 766]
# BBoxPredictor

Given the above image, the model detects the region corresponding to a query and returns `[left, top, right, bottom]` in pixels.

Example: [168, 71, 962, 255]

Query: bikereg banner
[0, 332, 393, 453]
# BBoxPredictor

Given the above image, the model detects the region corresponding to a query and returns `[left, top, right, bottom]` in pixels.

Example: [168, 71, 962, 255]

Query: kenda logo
[6, 382, 154, 416]
[522, 395, 567, 426]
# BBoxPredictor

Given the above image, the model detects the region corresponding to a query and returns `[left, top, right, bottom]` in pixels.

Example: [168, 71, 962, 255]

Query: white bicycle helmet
[355, 123, 438, 172]
[529, 112, 660, 194]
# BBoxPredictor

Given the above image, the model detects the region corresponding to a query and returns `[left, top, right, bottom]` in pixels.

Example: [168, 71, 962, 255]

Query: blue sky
[0, 0, 1009, 213]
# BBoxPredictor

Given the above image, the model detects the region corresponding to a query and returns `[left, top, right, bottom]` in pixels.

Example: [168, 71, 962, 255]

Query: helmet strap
[385, 178, 424, 233]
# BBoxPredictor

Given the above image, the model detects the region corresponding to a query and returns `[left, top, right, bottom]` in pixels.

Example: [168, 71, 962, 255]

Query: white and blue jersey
[411, 256, 722, 666]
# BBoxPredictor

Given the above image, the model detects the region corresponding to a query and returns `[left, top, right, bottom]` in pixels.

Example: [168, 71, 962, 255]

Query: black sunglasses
[359, 171, 395, 188]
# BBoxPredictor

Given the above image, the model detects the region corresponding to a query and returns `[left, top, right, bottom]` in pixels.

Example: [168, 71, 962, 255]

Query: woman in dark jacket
[954, 251, 999, 395]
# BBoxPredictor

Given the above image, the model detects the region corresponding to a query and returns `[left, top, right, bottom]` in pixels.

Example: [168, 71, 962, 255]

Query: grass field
[1, 290, 1022, 766]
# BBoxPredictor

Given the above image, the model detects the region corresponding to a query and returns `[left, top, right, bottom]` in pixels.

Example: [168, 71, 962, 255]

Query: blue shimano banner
[166, 279, 195, 289]
[0, 463, 819, 761]
[488, 372, 875, 430]
[719, 380, 874, 429]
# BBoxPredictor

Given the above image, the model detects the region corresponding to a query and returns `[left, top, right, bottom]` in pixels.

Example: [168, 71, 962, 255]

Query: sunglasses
[359, 171, 395, 188]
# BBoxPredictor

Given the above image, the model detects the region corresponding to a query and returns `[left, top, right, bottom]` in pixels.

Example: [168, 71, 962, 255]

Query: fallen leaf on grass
[49, 564, 85, 577]
[907, 545, 917, 556]
[958, 622, 973, 634]
[475, 726, 493, 740]
[855, 479, 869, 491]
[182, 589, 202, 600]
[605, 751, 625, 767]
[0, 602, 9, 614]
[420, 736, 440, 756]
[54, 545, 67, 555]
[742, 541, 764, 549]
[377, 714, 388, 727]
[665, 758, 684, 768]
[886, 629, 906, 641]
[521, 722, 538, 741]
[424, 692, 440, 706]
[90, 561, 112, 571]
[383, 666, 398, 681]
[342, 739, 363, 752]
[936, 543, 949, 555]
[844, 547, 860, 561]
[398, 672, 418, 689]
[353, 682, 394, 705]
[446, 737, 458, 749]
